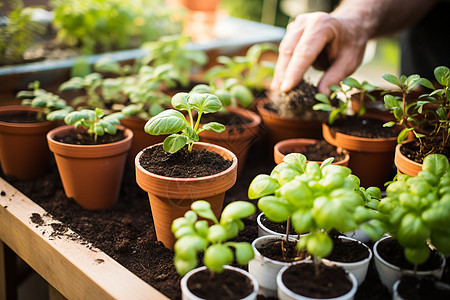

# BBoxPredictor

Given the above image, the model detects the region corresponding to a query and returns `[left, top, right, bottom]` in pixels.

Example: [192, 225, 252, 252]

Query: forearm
[331, 0, 438, 39]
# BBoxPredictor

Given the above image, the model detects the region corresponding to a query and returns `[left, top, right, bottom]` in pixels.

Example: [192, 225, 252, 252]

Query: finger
[271, 19, 305, 90]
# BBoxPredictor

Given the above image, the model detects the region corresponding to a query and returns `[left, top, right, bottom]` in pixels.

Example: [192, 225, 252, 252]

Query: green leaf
[203, 244, 233, 273]
[415, 78, 435, 90]
[257, 196, 292, 222]
[214, 89, 232, 106]
[189, 93, 222, 114]
[171, 93, 191, 111]
[404, 245, 430, 266]
[230, 85, 254, 108]
[383, 121, 396, 128]
[190, 84, 212, 94]
[383, 94, 400, 109]
[397, 128, 411, 144]
[313, 103, 333, 112]
[207, 224, 227, 243]
[305, 231, 333, 258]
[382, 73, 401, 88]
[191, 200, 219, 223]
[144, 109, 187, 135]
[421, 154, 450, 177]
[163, 134, 188, 153]
[283, 153, 307, 173]
[314, 93, 330, 104]
[220, 201, 255, 224]
[342, 77, 363, 89]
[200, 122, 226, 133]
[174, 255, 198, 276]
[248, 174, 280, 199]
[434, 66, 450, 86]
[229, 242, 254, 265]
[291, 209, 314, 234]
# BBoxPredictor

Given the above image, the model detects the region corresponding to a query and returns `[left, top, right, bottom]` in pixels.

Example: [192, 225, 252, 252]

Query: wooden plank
[0, 177, 168, 300]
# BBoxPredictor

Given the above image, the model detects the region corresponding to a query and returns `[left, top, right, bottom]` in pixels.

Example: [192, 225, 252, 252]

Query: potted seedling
[173, 200, 259, 299]
[247, 153, 378, 297]
[187, 82, 261, 174]
[0, 81, 72, 179]
[135, 91, 238, 250]
[381, 66, 450, 176]
[314, 76, 399, 188]
[373, 153, 450, 292]
[47, 108, 132, 210]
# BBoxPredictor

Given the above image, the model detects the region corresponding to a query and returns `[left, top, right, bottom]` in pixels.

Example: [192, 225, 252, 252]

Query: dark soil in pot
[325, 234, 370, 263]
[281, 262, 353, 298]
[259, 213, 297, 236]
[2, 142, 449, 300]
[139, 144, 233, 177]
[397, 275, 450, 300]
[280, 139, 347, 162]
[377, 238, 443, 271]
[187, 268, 254, 299]
[199, 111, 253, 126]
[256, 239, 308, 263]
[327, 115, 398, 138]
[399, 139, 450, 164]
[53, 129, 126, 145]
[0, 110, 45, 123]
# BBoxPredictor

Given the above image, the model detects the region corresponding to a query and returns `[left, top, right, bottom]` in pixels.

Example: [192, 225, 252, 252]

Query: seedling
[17, 81, 73, 121]
[382, 66, 450, 158]
[248, 153, 381, 264]
[376, 154, 450, 269]
[64, 108, 124, 143]
[313, 77, 379, 124]
[144, 90, 225, 153]
[172, 200, 255, 275]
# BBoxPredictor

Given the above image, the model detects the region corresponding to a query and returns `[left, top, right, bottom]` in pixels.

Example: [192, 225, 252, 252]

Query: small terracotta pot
[0, 105, 57, 179]
[47, 125, 133, 210]
[394, 143, 422, 177]
[273, 138, 350, 166]
[322, 116, 398, 188]
[198, 107, 261, 175]
[181, 265, 259, 300]
[135, 142, 237, 250]
[120, 116, 166, 165]
[256, 100, 323, 150]
[180, 0, 221, 12]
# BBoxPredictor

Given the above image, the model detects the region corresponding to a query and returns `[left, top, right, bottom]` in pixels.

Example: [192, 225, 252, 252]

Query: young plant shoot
[144, 91, 225, 153]
[172, 200, 255, 276]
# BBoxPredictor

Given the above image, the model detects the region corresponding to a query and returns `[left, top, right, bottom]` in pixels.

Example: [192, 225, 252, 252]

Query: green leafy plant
[313, 77, 379, 124]
[375, 154, 450, 269]
[17, 81, 73, 121]
[248, 153, 382, 261]
[382, 66, 450, 158]
[50, 0, 180, 55]
[172, 200, 255, 275]
[0, 1, 45, 65]
[59, 73, 105, 108]
[205, 43, 278, 92]
[144, 90, 225, 153]
[64, 108, 124, 143]
[140, 35, 208, 87]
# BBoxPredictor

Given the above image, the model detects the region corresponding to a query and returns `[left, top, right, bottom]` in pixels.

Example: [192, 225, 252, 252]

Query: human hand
[271, 12, 369, 95]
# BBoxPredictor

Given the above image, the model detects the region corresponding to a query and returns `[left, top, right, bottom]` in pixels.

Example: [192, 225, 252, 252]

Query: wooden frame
[0, 177, 168, 300]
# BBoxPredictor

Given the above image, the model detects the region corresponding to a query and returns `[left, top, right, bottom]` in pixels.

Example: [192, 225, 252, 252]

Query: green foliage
[190, 81, 254, 109]
[382, 66, 450, 157]
[17, 81, 73, 121]
[205, 43, 278, 92]
[248, 153, 381, 259]
[313, 77, 379, 124]
[144, 88, 225, 153]
[0, 1, 45, 65]
[50, 0, 180, 55]
[140, 35, 208, 87]
[376, 154, 450, 265]
[172, 200, 255, 275]
[59, 72, 105, 108]
[64, 108, 124, 143]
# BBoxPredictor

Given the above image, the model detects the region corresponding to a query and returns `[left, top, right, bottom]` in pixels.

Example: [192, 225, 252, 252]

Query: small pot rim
[180, 265, 259, 300]
[276, 260, 358, 300]
[322, 236, 373, 268]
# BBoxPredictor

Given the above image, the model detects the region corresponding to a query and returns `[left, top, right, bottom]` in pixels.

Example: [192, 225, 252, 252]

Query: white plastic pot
[343, 227, 371, 243]
[257, 212, 301, 239]
[322, 236, 372, 285]
[180, 265, 259, 300]
[392, 277, 450, 300]
[248, 235, 304, 297]
[373, 236, 446, 293]
[276, 261, 358, 300]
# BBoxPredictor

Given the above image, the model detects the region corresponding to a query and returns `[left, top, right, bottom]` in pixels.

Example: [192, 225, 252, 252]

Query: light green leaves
[144, 109, 187, 135]
[248, 175, 280, 199]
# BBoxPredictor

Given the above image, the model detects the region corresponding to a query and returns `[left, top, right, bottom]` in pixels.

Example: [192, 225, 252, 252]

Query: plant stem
[285, 217, 290, 243]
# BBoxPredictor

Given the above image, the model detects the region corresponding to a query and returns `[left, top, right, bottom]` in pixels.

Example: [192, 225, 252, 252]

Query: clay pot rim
[0, 105, 56, 128]
[47, 125, 133, 150]
[322, 122, 399, 143]
[373, 236, 446, 274]
[394, 143, 423, 176]
[273, 138, 350, 165]
[135, 142, 238, 182]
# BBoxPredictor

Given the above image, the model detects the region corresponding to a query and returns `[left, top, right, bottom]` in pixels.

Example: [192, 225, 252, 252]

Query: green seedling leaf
[199, 122, 226, 133]
[342, 77, 363, 89]
[229, 242, 254, 265]
[144, 109, 187, 135]
[171, 93, 191, 111]
[258, 196, 292, 222]
[207, 224, 227, 243]
[189, 93, 222, 114]
[220, 201, 255, 224]
[191, 200, 219, 223]
[382, 73, 401, 88]
[304, 231, 333, 258]
[203, 244, 233, 273]
[163, 134, 188, 153]
[434, 66, 450, 86]
[248, 174, 280, 199]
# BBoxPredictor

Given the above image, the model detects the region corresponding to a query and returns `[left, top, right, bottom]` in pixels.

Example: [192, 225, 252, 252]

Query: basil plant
[376, 154, 450, 268]
[172, 200, 255, 276]
[144, 90, 225, 153]
[248, 153, 382, 259]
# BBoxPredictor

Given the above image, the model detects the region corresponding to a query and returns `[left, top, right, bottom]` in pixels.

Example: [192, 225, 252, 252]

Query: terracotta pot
[47, 125, 133, 210]
[198, 107, 261, 174]
[394, 143, 422, 177]
[322, 116, 398, 189]
[120, 116, 166, 165]
[180, 0, 221, 12]
[135, 142, 237, 250]
[181, 265, 259, 300]
[256, 100, 323, 150]
[373, 236, 446, 293]
[277, 261, 358, 300]
[0, 105, 57, 179]
[273, 138, 349, 166]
